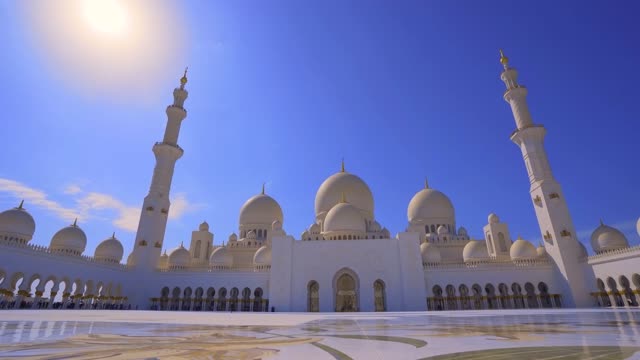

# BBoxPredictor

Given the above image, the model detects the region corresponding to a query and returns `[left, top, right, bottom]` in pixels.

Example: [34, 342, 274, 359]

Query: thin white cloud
[0, 178, 82, 222]
[0, 178, 200, 233]
[63, 184, 82, 195]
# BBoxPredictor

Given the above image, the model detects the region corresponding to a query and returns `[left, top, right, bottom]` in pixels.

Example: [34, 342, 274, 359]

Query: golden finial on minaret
[180, 67, 188, 89]
[499, 49, 509, 67]
[18, 199, 24, 209]
[424, 178, 429, 189]
[340, 192, 347, 203]
[262, 182, 265, 195]
[341, 158, 345, 173]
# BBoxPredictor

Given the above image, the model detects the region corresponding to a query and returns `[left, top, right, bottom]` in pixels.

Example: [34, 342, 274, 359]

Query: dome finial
[424, 178, 429, 189]
[262, 182, 265, 195]
[499, 49, 509, 68]
[341, 158, 345, 173]
[180, 67, 188, 89]
[180, 241, 184, 248]
[112, 232, 116, 239]
[72, 218, 78, 227]
[600, 218, 604, 226]
[17, 199, 24, 209]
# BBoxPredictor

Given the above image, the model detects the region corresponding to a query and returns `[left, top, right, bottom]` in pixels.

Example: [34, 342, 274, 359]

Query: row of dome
[160, 241, 272, 270]
[239, 168, 457, 232]
[0, 202, 124, 263]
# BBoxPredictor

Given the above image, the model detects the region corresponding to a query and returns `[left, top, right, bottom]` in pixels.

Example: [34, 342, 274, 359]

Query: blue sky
[0, 0, 638, 258]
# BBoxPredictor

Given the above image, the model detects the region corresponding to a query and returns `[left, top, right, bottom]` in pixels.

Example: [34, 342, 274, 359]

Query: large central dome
[315, 169, 374, 219]
[407, 186, 455, 226]
[239, 193, 283, 226]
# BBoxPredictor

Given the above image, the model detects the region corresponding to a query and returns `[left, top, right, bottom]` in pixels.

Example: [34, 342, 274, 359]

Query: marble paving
[0, 309, 639, 359]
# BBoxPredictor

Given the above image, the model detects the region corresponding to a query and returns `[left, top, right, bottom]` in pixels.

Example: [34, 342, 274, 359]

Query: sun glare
[82, 0, 128, 35]
[20, 0, 187, 103]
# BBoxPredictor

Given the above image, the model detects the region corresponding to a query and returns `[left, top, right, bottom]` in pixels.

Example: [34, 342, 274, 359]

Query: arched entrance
[334, 269, 358, 312]
[308, 281, 319, 312]
[373, 280, 386, 312]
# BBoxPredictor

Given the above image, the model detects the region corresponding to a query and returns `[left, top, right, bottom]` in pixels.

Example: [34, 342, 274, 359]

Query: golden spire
[517, 234, 522, 240]
[180, 67, 188, 89]
[18, 199, 24, 209]
[341, 158, 345, 173]
[262, 182, 265, 195]
[499, 49, 509, 67]
[424, 178, 429, 189]
[340, 192, 347, 203]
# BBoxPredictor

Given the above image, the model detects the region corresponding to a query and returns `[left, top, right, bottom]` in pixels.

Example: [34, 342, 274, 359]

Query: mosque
[1, 52, 639, 312]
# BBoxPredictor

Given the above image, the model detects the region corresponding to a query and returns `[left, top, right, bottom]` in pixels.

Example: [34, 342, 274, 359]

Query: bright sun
[82, 0, 128, 35]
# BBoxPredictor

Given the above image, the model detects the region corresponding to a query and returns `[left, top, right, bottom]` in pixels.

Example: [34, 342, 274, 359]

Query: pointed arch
[374, 279, 386, 312]
[333, 268, 359, 312]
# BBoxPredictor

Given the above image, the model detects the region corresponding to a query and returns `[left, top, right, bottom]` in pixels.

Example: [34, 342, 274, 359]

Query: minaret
[500, 51, 590, 307]
[131, 69, 189, 270]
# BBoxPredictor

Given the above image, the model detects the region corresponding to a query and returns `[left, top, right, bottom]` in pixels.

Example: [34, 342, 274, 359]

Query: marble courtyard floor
[0, 309, 639, 359]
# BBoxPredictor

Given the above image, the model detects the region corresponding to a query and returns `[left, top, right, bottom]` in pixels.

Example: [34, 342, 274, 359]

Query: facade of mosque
[1, 54, 639, 312]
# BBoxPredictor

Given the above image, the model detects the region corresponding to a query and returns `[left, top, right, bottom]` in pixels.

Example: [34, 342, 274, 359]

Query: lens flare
[82, 0, 128, 35]
[19, 0, 188, 104]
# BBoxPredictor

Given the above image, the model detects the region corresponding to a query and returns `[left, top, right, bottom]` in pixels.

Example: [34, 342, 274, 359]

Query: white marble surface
[0, 309, 639, 359]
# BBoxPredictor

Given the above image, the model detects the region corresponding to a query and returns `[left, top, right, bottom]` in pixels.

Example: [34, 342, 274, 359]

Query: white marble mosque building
[1, 52, 639, 312]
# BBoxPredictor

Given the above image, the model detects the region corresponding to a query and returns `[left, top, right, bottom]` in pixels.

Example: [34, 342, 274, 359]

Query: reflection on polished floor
[0, 309, 639, 359]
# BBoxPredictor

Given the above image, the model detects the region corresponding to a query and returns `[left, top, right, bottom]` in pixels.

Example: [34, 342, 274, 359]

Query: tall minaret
[500, 51, 591, 307]
[131, 69, 189, 270]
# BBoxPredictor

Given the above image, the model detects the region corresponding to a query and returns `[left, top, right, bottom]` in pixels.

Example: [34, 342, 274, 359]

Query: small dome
[94, 234, 124, 263]
[50, 221, 87, 255]
[127, 251, 136, 266]
[536, 245, 547, 257]
[577, 241, 588, 258]
[158, 250, 169, 269]
[636, 217, 640, 238]
[370, 221, 381, 232]
[463, 240, 489, 263]
[199, 221, 209, 232]
[591, 222, 629, 253]
[420, 242, 441, 264]
[168, 244, 190, 268]
[407, 187, 455, 225]
[309, 223, 320, 234]
[0, 202, 36, 242]
[239, 193, 283, 226]
[272, 220, 282, 231]
[246, 230, 257, 240]
[510, 237, 537, 260]
[315, 170, 374, 219]
[229, 233, 238, 242]
[253, 245, 272, 265]
[324, 201, 366, 233]
[458, 227, 468, 236]
[488, 213, 500, 224]
[209, 246, 233, 267]
[437, 225, 449, 235]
